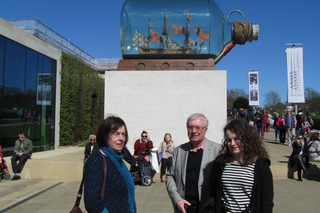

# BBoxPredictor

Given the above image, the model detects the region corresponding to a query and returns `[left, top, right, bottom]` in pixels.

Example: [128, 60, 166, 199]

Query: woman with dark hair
[134, 130, 154, 157]
[288, 133, 309, 181]
[84, 115, 136, 213]
[308, 132, 320, 162]
[199, 119, 273, 213]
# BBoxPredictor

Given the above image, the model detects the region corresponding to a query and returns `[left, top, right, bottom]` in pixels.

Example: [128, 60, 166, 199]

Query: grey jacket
[166, 138, 220, 212]
[14, 138, 33, 156]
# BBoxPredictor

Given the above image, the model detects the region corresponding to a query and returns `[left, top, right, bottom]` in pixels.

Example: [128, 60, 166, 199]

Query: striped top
[221, 162, 255, 212]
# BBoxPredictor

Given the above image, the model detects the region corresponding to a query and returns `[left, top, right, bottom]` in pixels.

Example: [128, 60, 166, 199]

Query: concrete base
[105, 70, 227, 152]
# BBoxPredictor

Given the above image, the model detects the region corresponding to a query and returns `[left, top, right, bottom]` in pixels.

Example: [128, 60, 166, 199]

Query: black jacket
[289, 141, 309, 169]
[199, 158, 274, 213]
[84, 142, 99, 158]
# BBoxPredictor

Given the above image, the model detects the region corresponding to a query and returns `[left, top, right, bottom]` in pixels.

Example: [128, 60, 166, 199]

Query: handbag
[70, 152, 107, 213]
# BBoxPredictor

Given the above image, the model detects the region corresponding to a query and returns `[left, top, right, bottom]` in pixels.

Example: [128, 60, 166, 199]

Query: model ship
[131, 7, 213, 55]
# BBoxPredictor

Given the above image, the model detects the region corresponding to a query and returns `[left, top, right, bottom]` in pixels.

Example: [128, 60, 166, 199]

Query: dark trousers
[11, 154, 30, 173]
[160, 157, 172, 176]
[280, 129, 286, 144]
[288, 155, 307, 179]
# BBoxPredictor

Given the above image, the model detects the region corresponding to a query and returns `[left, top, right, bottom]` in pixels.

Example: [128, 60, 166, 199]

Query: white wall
[105, 70, 227, 152]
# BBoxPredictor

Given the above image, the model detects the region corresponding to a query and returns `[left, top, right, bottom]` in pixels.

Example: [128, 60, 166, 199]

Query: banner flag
[286, 47, 305, 103]
[248, 71, 259, 106]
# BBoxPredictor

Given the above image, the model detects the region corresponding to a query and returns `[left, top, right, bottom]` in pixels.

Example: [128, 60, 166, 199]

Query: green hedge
[312, 114, 320, 130]
[59, 53, 104, 145]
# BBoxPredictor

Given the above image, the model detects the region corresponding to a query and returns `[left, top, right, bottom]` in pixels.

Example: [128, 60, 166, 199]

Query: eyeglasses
[141, 135, 147, 138]
[298, 137, 303, 139]
[187, 126, 207, 133]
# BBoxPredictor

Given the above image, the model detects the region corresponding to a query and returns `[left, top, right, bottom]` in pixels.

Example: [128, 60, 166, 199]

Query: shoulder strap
[101, 152, 107, 200]
[72, 151, 107, 209]
[72, 172, 84, 209]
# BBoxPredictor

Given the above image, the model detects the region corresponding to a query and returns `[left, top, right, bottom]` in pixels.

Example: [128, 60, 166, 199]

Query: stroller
[122, 147, 154, 186]
[0, 146, 11, 181]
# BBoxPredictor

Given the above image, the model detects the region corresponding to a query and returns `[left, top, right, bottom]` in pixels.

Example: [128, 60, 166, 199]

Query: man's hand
[176, 199, 191, 213]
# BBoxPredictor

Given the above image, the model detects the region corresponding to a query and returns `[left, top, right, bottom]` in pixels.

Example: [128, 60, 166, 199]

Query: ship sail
[188, 38, 199, 47]
[192, 25, 211, 43]
[172, 24, 185, 34]
[152, 30, 162, 43]
[167, 38, 183, 49]
[131, 30, 149, 47]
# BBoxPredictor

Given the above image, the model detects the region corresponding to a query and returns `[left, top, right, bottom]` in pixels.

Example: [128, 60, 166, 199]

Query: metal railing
[9, 19, 120, 70]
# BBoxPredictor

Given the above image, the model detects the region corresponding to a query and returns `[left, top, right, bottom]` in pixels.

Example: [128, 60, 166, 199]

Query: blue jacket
[285, 114, 296, 128]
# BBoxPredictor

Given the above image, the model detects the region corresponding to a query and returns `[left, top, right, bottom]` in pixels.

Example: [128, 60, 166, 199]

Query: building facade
[0, 18, 61, 156]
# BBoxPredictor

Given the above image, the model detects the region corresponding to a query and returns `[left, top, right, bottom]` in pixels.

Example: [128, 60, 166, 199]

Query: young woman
[84, 115, 136, 213]
[288, 133, 309, 181]
[200, 119, 273, 213]
[159, 133, 174, 182]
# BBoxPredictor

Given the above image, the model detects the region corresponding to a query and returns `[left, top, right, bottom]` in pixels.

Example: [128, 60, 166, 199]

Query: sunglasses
[90, 139, 95, 141]
[141, 135, 147, 138]
[298, 137, 303, 139]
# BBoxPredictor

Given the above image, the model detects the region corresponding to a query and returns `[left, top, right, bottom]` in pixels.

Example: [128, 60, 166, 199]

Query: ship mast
[148, 17, 151, 48]
[162, 7, 169, 49]
[184, 7, 191, 48]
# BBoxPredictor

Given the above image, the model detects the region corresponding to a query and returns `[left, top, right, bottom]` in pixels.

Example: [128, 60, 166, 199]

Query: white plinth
[105, 70, 227, 152]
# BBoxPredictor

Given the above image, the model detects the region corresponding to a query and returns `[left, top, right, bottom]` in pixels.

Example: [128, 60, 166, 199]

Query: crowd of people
[3, 109, 319, 212]
[228, 107, 315, 145]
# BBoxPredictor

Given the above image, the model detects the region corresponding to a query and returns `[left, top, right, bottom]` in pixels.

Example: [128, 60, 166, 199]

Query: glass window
[0, 36, 57, 156]
[2, 39, 26, 151]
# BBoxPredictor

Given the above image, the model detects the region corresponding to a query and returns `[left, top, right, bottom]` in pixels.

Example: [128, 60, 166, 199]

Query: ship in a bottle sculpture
[118, 0, 259, 71]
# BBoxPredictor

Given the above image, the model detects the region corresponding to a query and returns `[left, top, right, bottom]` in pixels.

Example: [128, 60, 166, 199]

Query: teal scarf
[100, 146, 136, 213]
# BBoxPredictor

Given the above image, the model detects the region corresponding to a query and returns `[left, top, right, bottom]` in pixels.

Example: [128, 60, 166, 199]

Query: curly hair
[309, 132, 319, 142]
[215, 119, 269, 166]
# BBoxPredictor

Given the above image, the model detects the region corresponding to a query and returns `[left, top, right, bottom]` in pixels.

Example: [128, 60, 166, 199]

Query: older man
[166, 113, 220, 213]
[11, 131, 32, 179]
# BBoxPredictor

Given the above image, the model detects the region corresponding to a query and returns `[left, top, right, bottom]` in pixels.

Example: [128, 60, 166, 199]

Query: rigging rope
[232, 20, 252, 45]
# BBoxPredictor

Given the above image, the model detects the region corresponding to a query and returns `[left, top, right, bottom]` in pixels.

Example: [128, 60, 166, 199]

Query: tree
[233, 97, 249, 110]
[304, 88, 320, 113]
[264, 90, 281, 108]
[227, 88, 248, 109]
[305, 87, 320, 100]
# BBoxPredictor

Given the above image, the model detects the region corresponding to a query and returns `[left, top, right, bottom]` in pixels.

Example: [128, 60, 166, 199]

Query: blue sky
[1, 0, 319, 107]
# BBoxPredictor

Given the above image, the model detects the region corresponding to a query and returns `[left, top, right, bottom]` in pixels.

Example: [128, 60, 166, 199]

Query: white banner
[248, 71, 259, 106]
[286, 47, 305, 103]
